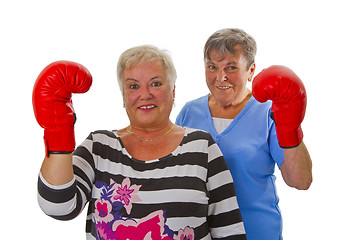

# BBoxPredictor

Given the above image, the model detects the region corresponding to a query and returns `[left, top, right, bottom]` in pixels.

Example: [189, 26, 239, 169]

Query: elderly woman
[176, 28, 313, 240]
[33, 45, 246, 240]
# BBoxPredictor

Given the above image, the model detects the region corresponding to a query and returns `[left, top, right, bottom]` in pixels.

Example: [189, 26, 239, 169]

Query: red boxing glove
[32, 61, 92, 157]
[252, 65, 307, 148]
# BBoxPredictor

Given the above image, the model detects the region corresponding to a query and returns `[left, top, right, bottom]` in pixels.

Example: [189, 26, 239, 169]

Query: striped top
[38, 127, 246, 240]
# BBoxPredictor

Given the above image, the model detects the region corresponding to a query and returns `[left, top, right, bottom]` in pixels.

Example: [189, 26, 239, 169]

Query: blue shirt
[176, 94, 284, 240]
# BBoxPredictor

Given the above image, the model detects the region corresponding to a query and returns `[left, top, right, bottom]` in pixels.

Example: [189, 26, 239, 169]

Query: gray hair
[117, 45, 177, 94]
[204, 28, 257, 69]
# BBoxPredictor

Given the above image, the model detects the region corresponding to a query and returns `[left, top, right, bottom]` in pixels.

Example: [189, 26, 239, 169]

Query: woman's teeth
[217, 86, 231, 89]
[139, 105, 156, 109]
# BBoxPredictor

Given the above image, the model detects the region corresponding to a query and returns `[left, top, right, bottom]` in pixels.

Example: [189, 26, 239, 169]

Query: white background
[1, 0, 359, 239]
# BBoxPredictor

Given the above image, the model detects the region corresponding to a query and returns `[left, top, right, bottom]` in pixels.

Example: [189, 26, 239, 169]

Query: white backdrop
[1, 0, 359, 239]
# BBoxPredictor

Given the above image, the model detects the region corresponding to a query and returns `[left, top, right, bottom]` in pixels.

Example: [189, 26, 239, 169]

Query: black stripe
[208, 156, 229, 178]
[92, 141, 209, 170]
[93, 170, 207, 192]
[208, 183, 237, 204]
[74, 145, 95, 170]
[92, 130, 119, 140]
[38, 176, 76, 203]
[130, 202, 208, 218]
[136, 176, 207, 192]
[208, 209, 243, 228]
[212, 234, 247, 240]
[73, 165, 92, 194]
[194, 221, 210, 239]
[50, 188, 84, 221]
[182, 130, 211, 144]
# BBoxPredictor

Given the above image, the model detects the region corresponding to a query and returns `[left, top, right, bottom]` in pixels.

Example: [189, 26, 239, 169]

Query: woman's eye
[151, 81, 163, 87]
[228, 66, 237, 71]
[129, 84, 139, 89]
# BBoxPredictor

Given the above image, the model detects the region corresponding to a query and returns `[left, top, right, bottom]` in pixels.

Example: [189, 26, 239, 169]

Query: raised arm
[253, 65, 312, 190]
[33, 61, 92, 220]
[33, 61, 92, 185]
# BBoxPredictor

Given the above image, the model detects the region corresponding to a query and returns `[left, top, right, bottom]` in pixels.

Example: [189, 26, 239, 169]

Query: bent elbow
[289, 176, 313, 190]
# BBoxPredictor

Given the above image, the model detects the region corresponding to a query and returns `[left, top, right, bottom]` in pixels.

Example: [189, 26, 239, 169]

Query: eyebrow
[125, 78, 138, 82]
[125, 76, 163, 82]
[206, 60, 238, 66]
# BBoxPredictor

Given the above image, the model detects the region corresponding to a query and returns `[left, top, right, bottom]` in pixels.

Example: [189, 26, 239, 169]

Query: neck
[127, 122, 175, 142]
[209, 90, 252, 118]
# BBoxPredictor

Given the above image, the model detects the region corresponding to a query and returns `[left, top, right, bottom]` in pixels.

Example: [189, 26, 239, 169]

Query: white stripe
[75, 174, 92, 194]
[208, 143, 223, 162]
[207, 170, 234, 191]
[97, 157, 207, 181]
[120, 216, 207, 233]
[180, 139, 209, 154]
[166, 216, 206, 232]
[73, 156, 94, 189]
[93, 131, 122, 150]
[137, 189, 208, 204]
[37, 193, 77, 216]
[86, 233, 96, 240]
[208, 196, 239, 215]
[91, 187, 208, 204]
[80, 138, 93, 149]
[210, 222, 246, 238]
[39, 172, 75, 189]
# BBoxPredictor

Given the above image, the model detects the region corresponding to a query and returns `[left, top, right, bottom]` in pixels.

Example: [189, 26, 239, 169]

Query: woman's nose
[216, 69, 227, 82]
[140, 86, 152, 100]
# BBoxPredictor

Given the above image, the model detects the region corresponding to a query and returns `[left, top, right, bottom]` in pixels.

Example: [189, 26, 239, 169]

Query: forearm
[40, 153, 74, 186]
[38, 153, 86, 220]
[38, 149, 93, 220]
[280, 141, 313, 190]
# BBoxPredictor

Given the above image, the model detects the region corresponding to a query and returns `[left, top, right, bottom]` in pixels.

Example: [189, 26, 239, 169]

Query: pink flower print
[114, 185, 134, 205]
[174, 227, 195, 240]
[112, 210, 173, 240]
[110, 178, 141, 215]
[95, 199, 114, 223]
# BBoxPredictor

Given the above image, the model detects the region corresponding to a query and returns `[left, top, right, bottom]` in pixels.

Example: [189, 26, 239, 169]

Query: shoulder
[179, 95, 208, 112]
[185, 94, 208, 106]
[82, 130, 122, 148]
[176, 95, 209, 125]
[182, 127, 216, 147]
[89, 130, 118, 138]
[246, 96, 273, 120]
[251, 96, 272, 110]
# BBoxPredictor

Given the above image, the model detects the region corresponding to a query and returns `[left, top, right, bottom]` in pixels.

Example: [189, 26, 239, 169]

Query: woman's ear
[248, 63, 256, 82]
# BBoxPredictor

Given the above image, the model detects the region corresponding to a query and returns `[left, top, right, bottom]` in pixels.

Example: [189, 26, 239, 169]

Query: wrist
[44, 127, 75, 157]
[275, 125, 303, 148]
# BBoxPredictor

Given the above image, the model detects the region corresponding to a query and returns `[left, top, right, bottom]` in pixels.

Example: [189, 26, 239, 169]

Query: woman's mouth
[138, 104, 156, 110]
[217, 86, 232, 90]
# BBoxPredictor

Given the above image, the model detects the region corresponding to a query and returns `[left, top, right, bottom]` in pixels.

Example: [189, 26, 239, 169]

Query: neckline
[205, 94, 255, 137]
[113, 127, 190, 163]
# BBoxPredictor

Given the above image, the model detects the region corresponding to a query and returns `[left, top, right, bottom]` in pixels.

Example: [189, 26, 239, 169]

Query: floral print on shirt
[94, 178, 195, 240]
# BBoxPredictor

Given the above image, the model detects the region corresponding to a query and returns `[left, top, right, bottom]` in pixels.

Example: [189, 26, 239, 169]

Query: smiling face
[205, 45, 255, 107]
[123, 61, 175, 129]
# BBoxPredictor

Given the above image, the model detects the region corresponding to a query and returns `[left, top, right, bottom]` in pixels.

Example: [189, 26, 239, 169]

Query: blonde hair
[117, 45, 177, 94]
